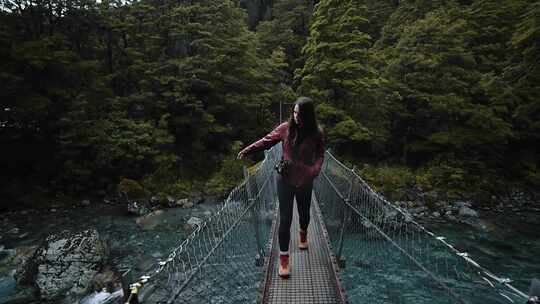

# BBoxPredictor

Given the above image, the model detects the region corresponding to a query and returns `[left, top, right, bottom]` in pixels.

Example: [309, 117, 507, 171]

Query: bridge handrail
[124, 144, 281, 304]
[322, 150, 529, 301]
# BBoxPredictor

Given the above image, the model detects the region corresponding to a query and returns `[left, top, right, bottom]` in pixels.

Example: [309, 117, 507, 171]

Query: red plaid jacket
[241, 122, 325, 187]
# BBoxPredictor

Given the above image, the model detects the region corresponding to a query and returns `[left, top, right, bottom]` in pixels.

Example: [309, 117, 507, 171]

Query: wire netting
[127, 145, 283, 304]
[127, 144, 528, 304]
[315, 151, 528, 304]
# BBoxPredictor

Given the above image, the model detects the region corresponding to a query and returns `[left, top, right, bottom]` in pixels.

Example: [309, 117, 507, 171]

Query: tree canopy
[1, 0, 539, 207]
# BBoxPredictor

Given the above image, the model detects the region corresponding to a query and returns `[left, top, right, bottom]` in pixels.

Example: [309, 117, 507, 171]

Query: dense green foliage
[0, 0, 274, 207]
[296, 0, 539, 200]
[1, 0, 539, 208]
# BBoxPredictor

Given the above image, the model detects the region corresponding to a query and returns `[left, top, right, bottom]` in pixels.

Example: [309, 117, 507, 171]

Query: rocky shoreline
[0, 192, 222, 304]
[392, 188, 540, 222]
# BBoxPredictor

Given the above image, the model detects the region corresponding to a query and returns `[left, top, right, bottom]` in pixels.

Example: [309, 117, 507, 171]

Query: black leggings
[277, 176, 313, 252]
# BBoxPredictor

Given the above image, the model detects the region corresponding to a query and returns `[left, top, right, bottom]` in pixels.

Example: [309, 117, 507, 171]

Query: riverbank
[0, 198, 222, 304]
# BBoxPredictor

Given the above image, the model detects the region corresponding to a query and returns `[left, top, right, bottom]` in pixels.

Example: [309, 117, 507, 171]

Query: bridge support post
[243, 164, 264, 266]
[121, 269, 133, 303]
[336, 166, 356, 268]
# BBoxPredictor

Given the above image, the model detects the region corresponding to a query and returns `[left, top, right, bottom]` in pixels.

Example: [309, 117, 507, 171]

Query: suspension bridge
[124, 143, 530, 304]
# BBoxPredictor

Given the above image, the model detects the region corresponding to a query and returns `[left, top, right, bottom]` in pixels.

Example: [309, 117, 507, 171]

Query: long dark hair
[287, 96, 320, 150]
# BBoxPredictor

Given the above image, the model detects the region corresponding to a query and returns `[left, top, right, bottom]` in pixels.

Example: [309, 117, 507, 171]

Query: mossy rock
[117, 179, 148, 201]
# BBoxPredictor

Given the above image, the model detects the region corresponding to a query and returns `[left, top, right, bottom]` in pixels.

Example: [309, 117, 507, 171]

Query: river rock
[454, 201, 472, 208]
[136, 210, 166, 230]
[459, 206, 479, 217]
[8, 227, 20, 234]
[176, 198, 189, 207]
[384, 209, 398, 221]
[32, 229, 108, 301]
[127, 201, 151, 216]
[433, 211, 441, 218]
[182, 201, 194, 209]
[185, 217, 203, 231]
[81, 199, 90, 206]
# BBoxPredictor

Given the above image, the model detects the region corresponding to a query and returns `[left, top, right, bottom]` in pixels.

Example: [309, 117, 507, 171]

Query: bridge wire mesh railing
[314, 150, 529, 304]
[125, 144, 283, 304]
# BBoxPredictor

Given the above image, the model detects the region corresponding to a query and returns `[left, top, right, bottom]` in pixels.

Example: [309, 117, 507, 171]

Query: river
[0, 202, 538, 303]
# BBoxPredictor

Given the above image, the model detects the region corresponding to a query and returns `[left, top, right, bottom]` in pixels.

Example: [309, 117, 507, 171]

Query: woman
[237, 96, 325, 279]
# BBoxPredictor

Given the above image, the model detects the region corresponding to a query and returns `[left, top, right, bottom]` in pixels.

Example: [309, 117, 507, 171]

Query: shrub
[117, 178, 148, 201]
[358, 164, 416, 201]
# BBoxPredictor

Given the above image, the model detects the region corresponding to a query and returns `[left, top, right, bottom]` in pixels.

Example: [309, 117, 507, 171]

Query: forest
[1, 0, 539, 210]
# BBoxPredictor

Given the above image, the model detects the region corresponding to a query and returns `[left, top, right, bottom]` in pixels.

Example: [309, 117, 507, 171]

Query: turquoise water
[0, 275, 15, 303]
[334, 212, 539, 304]
[430, 212, 540, 293]
[0, 203, 219, 303]
[1, 204, 538, 303]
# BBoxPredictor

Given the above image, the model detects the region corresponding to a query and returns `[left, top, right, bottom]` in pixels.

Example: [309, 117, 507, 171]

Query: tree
[382, 7, 514, 192]
[296, 0, 394, 158]
[505, 1, 540, 186]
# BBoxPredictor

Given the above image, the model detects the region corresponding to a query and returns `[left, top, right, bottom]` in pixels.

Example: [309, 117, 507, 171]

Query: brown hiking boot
[299, 229, 308, 250]
[278, 254, 290, 278]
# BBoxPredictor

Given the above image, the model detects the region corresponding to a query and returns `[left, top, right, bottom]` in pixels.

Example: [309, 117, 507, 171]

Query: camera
[275, 159, 291, 175]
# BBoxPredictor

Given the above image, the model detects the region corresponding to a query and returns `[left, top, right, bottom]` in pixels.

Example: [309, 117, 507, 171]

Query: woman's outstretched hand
[237, 149, 247, 160]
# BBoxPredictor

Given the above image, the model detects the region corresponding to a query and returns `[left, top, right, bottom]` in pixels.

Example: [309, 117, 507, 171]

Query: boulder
[176, 198, 189, 207]
[185, 217, 203, 231]
[454, 201, 472, 208]
[182, 202, 194, 209]
[7, 228, 20, 234]
[458, 206, 479, 218]
[383, 209, 398, 221]
[135, 210, 166, 230]
[33, 229, 108, 301]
